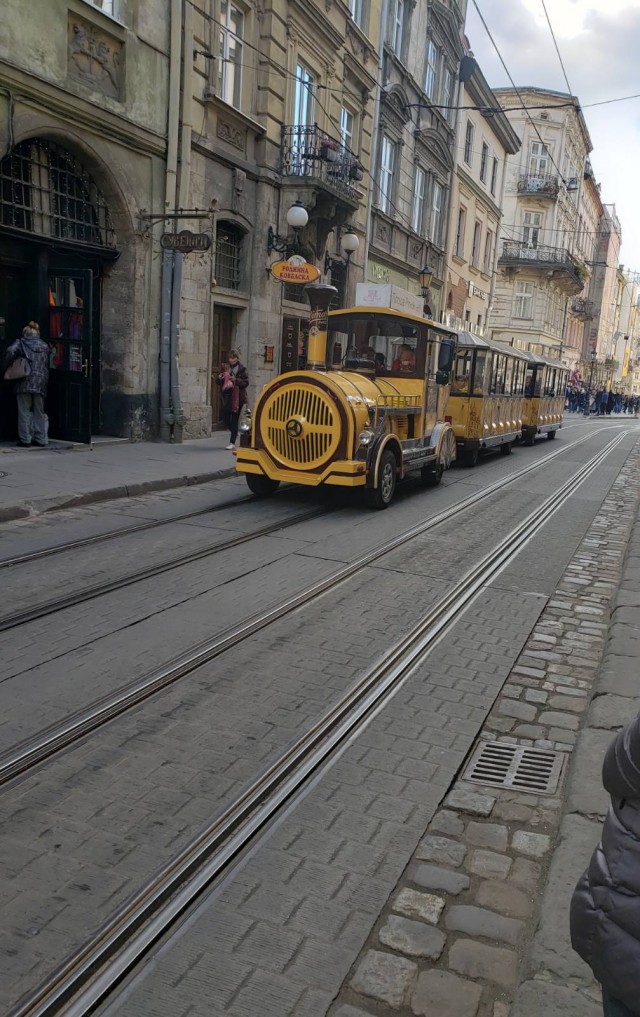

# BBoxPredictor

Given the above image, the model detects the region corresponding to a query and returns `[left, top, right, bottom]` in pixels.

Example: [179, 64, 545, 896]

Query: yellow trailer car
[520, 351, 569, 445]
[446, 332, 530, 466]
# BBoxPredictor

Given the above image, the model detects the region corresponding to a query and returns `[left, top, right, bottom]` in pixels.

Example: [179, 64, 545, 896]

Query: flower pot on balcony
[349, 164, 364, 181]
[321, 144, 339, 162]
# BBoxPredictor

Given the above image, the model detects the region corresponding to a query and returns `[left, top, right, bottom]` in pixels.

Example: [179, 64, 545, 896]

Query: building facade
[488, 88, 593, 367]
[0, 0, 170, 443]
[587, 203, 622, 388]
[366, 0, 466, 316]
[443, 51, 520, 335]
[174, 0, 380, 438]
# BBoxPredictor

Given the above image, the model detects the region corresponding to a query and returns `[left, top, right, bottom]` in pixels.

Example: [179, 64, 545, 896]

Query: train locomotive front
[235, 283, 457, 509]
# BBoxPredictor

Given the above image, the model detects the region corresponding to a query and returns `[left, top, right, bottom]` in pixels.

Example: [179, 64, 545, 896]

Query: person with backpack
[4, 321, 50, 448]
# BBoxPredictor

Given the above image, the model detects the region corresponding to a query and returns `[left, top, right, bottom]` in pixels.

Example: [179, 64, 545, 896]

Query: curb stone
[329, 438, 640, 1017]
[0, 467, 236, 522]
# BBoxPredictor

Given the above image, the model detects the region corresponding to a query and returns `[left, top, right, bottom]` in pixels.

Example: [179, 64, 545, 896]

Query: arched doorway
[0, 138, 119, 442]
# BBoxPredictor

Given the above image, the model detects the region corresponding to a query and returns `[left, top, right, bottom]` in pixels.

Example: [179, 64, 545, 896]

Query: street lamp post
[419, 264, 434, 317]
[583, 349, 597, 417]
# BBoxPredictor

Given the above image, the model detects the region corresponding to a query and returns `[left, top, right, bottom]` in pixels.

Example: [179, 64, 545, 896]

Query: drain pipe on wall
[363, 0, 389, 285]
[160, 0, 183, 441]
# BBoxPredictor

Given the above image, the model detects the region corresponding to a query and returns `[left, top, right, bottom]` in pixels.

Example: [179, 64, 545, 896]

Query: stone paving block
[393, 888, 445, 924]
[445, 788, 496, 817]
[226, 968, 306, 1016]
[492, 800, 534, 823]
[410, 862, 470, 896]
[538, 711, 579, 730]
[350, 949, 417, 1009]
[334, 1007, 377, 1017]
[411, 969, 483, 1017]
[445, 904, 524, 945]
[449, 939, 518, 987]
[588, 692, 633, 730]
[429, 810, 465, 837]
[548, 695, 586, 713]
[498, 700, 538, 722]
[511, 831, 551, 858]
[475, 879, 533, 919]
[467, 850, 512, 879]
[465, 822, 509, 852]
[415, 835, 466, 867]
[378, 915, 446, 959]
[510, 979, 601, 1017]
[565, 728, 611, 818]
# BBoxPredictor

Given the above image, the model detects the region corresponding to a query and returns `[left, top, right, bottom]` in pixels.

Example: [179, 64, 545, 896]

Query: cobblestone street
[1, 419, 638, 1017]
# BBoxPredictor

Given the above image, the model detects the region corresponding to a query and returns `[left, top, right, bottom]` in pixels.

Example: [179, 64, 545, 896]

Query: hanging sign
[160, 230, 211, 253]
[270, 255, 320, 284]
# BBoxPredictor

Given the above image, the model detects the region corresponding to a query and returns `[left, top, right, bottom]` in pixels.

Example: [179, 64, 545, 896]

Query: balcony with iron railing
[570, 296, 596, 321]
[499, 241, 585, 295]
[517, 175, 559, 199]
[280, 125, 362, 206]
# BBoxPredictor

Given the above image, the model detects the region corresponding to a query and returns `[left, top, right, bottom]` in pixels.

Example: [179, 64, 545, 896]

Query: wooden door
[211, 306, 234, 427]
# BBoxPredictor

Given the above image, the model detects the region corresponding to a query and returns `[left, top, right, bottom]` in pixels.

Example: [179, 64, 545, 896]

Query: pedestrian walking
[570, 711, 640, 1016]
[4, 321, 50, 447]
[216, 349, 248, 449]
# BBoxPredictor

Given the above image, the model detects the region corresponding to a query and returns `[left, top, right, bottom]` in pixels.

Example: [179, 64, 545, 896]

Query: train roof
[518, 349, 570, 371]
[328, 307, 456, 332]
[454, 331, 530, 360]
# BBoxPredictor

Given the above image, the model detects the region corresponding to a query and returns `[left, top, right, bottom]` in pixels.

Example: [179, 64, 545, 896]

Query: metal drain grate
[463, 741, 566, 796]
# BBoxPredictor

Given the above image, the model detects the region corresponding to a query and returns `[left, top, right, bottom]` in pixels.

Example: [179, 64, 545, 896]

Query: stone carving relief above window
[68, 17, 124, 100]
[217, 120, 246, 152]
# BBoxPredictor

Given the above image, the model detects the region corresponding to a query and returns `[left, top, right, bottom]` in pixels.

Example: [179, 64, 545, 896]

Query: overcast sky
[465, 0, 640, 270]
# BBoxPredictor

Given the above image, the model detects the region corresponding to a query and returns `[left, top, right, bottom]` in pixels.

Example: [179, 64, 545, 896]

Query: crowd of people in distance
[565, 387, 640, 415]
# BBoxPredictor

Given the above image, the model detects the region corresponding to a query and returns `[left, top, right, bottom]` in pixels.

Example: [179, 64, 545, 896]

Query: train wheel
[462, 448, 479, 468]
[500, 442, 512, 456]
[524, 432, 535, 447]
[547, 430, 557, 440]
[246, 474, 280, 497]
[422, 462, 444, 486]
[365, 450, 397, 509]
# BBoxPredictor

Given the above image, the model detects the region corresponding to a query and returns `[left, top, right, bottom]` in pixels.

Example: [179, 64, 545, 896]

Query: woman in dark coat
[215, 349, 248, 449]
[5, 321, 50, 447]
[571, 712, 640, 1015]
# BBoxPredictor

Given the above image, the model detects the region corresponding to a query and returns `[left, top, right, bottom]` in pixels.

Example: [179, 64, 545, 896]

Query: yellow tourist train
[235, 283, 458, 508]
[446, 335, 569, 464]
[520, 351, 569, 446]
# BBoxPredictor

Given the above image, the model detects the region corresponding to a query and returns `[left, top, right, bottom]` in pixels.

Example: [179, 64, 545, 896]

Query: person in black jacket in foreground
[571, 713, 640, 1016]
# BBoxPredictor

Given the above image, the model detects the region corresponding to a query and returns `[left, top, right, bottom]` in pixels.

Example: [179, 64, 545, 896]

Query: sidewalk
[0, 434, 237, 521]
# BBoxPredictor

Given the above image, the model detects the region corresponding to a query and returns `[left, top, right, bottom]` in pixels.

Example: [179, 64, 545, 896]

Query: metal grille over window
[215, 222, 242, 289]
[464, 741, 566, 796]
[0, 139, 115, 248]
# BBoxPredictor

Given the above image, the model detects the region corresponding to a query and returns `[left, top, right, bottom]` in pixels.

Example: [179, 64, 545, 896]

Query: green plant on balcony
[575, 262, 589, 283]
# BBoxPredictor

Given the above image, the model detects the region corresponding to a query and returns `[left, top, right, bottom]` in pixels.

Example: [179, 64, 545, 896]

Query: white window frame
[391, 0, 405, 57]
[412, 166, 426, 233]
[378, 135, 395, 213]
[455, 206, 466, 258]
[441, 61, 453, 120]
[425, 41, 438, 100]
[348, 0, 364, 27]
[490, 156, 498, 195]
[529, 142, 550, 177]
[294, 62, 316, 127]
[480, 142, 488, 183]
[471, 221, 482, 267]
[340, 106, 354, 153]
[523, 210, 542, 248]
[219, 1, 244, 109]
[430, 180, 443, 244]
[82, 0, 119, 16]
[483, 229, 493, 273]
[464, 120, 474, 167]
[514, 281, 535, 319]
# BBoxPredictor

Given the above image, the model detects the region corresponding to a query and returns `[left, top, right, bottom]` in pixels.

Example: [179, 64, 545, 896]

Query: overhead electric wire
[540, 0, 574, 98]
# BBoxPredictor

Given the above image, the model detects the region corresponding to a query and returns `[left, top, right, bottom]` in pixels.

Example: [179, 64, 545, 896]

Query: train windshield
[327, 312, 429, 378]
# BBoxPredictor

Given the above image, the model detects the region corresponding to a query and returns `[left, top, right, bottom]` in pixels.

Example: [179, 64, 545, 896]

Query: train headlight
[239, 409, 252, 433]
[359, 429, 374, 446]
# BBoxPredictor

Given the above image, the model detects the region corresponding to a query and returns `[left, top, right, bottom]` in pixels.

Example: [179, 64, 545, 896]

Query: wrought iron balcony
[570, 296, 596, 321]
[517, 175, 559, 198]
[280, 125, 362, 203]
[499, 241, 584, 295]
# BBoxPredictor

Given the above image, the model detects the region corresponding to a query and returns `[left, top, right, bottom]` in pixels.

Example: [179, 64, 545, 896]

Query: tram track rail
[8, 429, 629, 1017]
[0, 425, 625, 791]
[0, 491, 270, 570]
[0, 505, 326, 632]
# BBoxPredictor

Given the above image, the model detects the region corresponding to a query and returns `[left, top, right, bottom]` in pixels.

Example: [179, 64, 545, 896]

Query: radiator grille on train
[261, 383, 341, 469]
